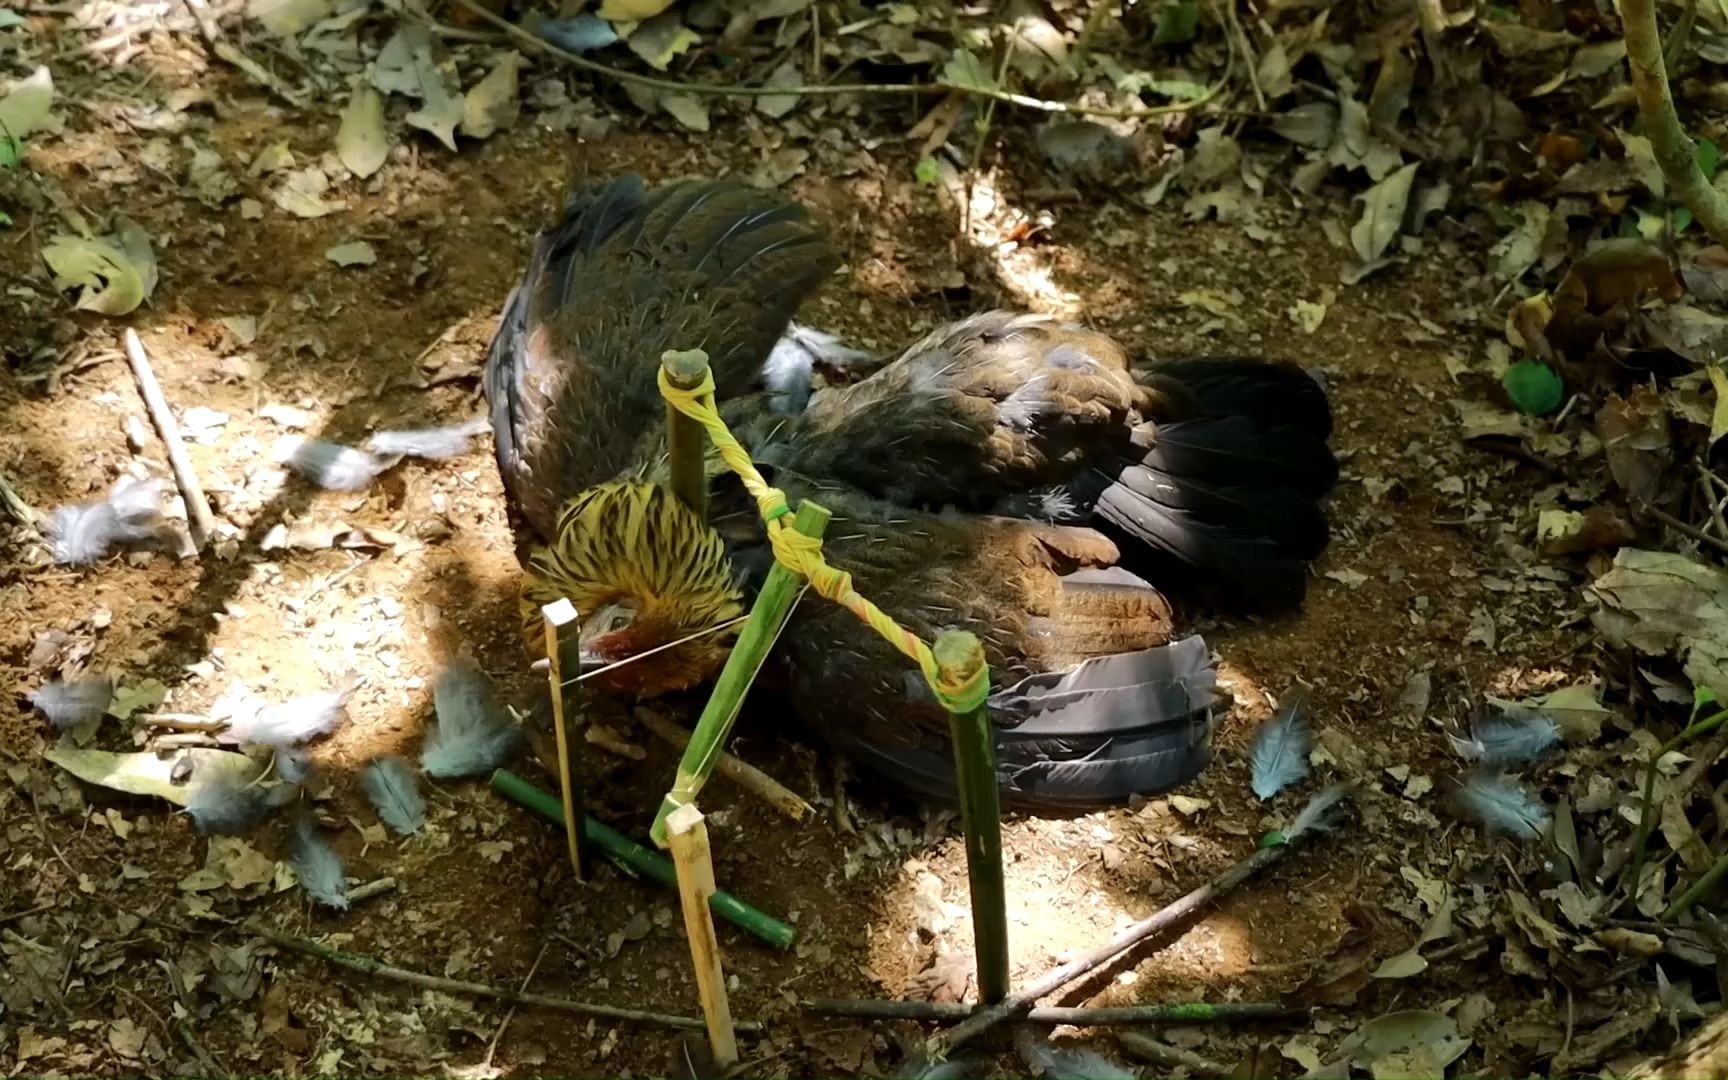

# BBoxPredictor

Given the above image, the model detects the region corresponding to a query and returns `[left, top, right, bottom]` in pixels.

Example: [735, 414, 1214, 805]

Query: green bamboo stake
[490, 768, 796, 950]
[649, 499, 832, 848]
[542, 599, 593, 879]
[661, 349, 710, 520]
[934, 629, 1008, 1005]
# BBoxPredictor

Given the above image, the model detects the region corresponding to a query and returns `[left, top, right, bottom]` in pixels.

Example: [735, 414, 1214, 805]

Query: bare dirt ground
[0, 16, 1658, 1080]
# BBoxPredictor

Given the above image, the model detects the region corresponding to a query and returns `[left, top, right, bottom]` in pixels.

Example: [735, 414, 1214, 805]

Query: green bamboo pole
[661, 349, 710, 521]
[649, 500, 831, 848]
[934, 629, 1008, 1005]
[490, 768, 796, 950]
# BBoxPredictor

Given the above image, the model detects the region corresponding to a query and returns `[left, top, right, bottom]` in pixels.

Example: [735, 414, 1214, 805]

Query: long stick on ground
[250, 923, 758, 1031]
[122, 329, 216, 552]
[637, 710, 814, 822]
[806, 999, 1302, 1025]
[925, 786, 1348, 1059]
[667, 804, 738, 1068]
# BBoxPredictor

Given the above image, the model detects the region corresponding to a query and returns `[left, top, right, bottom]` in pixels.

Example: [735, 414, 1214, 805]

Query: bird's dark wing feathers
[483, 172, 837, 542]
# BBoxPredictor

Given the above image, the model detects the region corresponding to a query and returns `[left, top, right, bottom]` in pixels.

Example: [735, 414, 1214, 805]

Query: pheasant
[484, 173, 1337, 809]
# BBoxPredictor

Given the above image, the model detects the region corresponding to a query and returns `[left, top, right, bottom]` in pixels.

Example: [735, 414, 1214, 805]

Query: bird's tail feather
[1096, 359, 1338, 610]
[826, 635, 1216, 812]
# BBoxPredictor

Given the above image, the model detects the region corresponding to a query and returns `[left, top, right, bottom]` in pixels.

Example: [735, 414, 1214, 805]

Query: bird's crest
[519, 481, 743, 677]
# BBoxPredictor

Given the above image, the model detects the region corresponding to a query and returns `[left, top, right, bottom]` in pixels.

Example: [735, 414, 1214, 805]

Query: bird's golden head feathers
[520, 481, 744, 696]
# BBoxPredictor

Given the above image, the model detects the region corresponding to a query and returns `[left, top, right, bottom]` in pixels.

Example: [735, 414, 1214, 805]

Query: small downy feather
[290, 817, 350, 910]
[1249, 689, 1313, 800]
[1452, 770, 1549, 840]
[1288, 783, 1350, 840]
[283, 440, 395, 491]
[46, 476, 177, 564]
[366, 417, 487, 461]
[362, 756, 425, 834]
[29, 675, 114, 731]
[186, 774, 274, 836]
[275, 747, 315, 784]
[228, 680, 357, 748]
[1449, 709, 1560, 767]
[423, 658, 523, 778]
[1016, 1030, 1136, 1080]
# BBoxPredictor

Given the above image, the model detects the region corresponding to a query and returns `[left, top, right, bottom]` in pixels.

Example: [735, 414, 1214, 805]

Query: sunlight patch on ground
[933, 160, 1080, 317]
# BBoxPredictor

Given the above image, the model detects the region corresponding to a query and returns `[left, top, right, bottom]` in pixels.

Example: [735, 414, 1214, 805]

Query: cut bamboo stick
[541, 599, 591, 879]
[933, 629, 1008, 1005]
[637, 710, 814, 822]
[122, 329, 216, 552]
[650, 500, 831, 848]
[666, 803, 738, 1068]
[661, 349, 710, 521]
[490, 768, 796, 949]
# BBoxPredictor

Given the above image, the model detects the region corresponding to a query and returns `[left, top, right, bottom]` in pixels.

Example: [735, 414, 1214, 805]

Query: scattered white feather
[228, 680, 356, 748]
[366, 419, 484, 461]
[1450, 709, 1560, 767]
[46, 476, 176, 564]
[1453, 771, 1549, 840]
[290, 817, 350, 910]
[1249, 689, 1313, 800]
[423, 658, 522, 778]
[29, 676, 113, 731]
[1288, 783, 1350, 839]
[362, 756, 425, 834]
[284, 439, 393, 491]
[1019, 1035, 1136, 1080]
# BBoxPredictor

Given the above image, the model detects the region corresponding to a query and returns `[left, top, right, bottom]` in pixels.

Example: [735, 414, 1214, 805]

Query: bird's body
[485, 173, 1338, 810]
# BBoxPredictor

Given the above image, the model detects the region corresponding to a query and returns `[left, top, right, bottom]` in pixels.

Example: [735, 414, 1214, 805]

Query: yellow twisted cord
[656, 364, 990, 715]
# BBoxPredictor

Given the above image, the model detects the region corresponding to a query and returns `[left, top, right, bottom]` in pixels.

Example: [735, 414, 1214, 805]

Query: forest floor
[0, 2, 1716, 1078]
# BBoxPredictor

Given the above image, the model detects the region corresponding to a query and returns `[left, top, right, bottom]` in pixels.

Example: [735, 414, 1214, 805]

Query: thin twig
[806, 999, 1301, 1025]
[250, 922, 762, 1031]
[636, 710, 814, 822]
[926, 789, 1347, 1058]
[178, 0, 304, 107]
[1644, 503, 1728, 556]
[1217, 0, 1265, 112]
[447, 0, 1223, 120]
[346, 877, 397, 904]
[0, 468, 38, 526]
[138, 713, 225, 731]
[122, 330, 216, 552]
[1118, 1030, 1231, 1077]
[479, 941, 550, 1071]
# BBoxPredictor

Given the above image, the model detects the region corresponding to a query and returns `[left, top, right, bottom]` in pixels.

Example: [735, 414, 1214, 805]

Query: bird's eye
[607, 611, 633, 633]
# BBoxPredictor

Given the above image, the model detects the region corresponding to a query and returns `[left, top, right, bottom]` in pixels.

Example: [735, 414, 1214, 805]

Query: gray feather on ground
[290, 817, 350, 910]
[1016, 1030, 1137, 1080]
[1450, 709, 1559, 767]
[28, 675, 114, 731]
[423, 658, 522, 778]
[187, 774, 274, 836]
[228, 681, 356, 748]
[362, 755, 425, 834]
[284, 440, 395, 491]
[47, 476, 178, 564]
[275, 747, 315, 784]
[1451, 771, 1548, 840]
[1249, 689, 1313, 800]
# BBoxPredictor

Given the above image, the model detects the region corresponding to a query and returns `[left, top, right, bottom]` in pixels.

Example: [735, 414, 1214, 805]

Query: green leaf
[0, 209, 11, 227]
[1700, 139, 1720, 180]
[1153, 0, 1200, 44]
[1694, 686, 1719, 716]
[1503, 360, 1564, 416]
[914, 156, 939, 185]
[941, 49, 994, 92]
[0, 132, 17, 168]
[1676, 206, 1695, 233]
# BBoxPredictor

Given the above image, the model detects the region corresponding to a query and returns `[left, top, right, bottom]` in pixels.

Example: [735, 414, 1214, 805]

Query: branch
[446, 0, 1223, 121]
[122, 329, 217, 552]
[250, 922, 762, 1031]
[1622, 0, 1728, 243]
